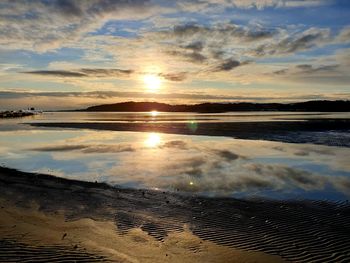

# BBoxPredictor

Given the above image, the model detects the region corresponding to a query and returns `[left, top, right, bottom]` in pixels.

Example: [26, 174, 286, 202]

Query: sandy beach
[1, 166, 349, 262]
[2, 0, 350, 261]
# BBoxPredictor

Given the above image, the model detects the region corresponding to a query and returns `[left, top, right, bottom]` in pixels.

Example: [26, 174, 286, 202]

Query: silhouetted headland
[82, 100, 350, 113]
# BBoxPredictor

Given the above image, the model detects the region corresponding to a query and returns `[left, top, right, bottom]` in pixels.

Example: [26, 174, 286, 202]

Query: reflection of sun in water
[145, 133, 161, 147]
[150, 110, 158, 117]
[143, 74, 161, 91]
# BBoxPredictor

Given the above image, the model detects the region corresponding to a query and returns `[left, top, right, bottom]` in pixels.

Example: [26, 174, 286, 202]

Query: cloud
[22, 70, 87, 77]
[331, 176, 350, 194]
[154, 22, 277, 69]
[159, 72, 188, 82]
[22, 68, 134, 78]
[52, 0, 83, 17]
[82, 144, 135, 153]
[213, 59, 246, 72]
[181, 41, 204, 52]
[30, 143, 136, 153]
[269, 60, 350, 84]
[165, 156, 207, 171]
[1, 90, 350, 110]
[165, 50, 207, 64]
[212, 150, 241, 161]
[30, 145, 88, 152]
[252, 28, 331, 56]
[0, 0, 159, 52]
[295, 64, 339, 73]
[247, 163, 326, 190]
[21, 133, 350, 197]
[273, 63, 340, 75]
[167, 23, 277, 42]
[80, 68, 134, 77]
[168, 162, 327, 194]
[160, 140, 188, 150]
[178, 0, 333, 11]
[23, 68, 190, 81]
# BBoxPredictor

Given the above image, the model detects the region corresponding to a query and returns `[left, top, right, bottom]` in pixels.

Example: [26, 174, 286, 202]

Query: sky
[0, 0, 350, 110]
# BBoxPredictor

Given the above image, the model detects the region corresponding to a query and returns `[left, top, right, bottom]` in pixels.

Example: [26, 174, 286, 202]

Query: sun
[143, 74, 161, 91]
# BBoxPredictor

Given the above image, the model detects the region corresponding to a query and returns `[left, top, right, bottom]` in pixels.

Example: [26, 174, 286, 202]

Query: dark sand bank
[31, 119, 350, 147]
[1, 167, 350, 262]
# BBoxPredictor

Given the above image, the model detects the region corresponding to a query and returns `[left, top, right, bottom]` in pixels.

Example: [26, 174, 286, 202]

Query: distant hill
[82, 100, 350, 113]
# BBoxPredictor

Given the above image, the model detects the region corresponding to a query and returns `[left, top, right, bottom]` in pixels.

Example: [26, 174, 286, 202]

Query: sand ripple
[1, 167, 349, 262]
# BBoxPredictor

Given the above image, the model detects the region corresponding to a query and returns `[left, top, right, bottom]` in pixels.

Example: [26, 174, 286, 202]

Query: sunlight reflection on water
[1, 112, 350, 200]
[0, 126, 349, 200]
[145, 133, 161, 148]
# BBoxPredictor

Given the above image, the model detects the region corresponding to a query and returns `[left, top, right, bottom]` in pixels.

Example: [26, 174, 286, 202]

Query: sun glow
[145, 133, 161, 147]
[143, 74, 161, 91]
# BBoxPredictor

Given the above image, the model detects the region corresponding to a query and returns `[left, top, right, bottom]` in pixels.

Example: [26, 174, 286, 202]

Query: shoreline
[1, 166, 349, 262]
[30, 119, 350, 147]
[0, 111, 35, 119]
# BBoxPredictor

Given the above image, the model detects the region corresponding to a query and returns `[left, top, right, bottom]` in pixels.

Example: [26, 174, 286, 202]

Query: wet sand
[30, 119, 350, 147]
[1, 167, 350, 262]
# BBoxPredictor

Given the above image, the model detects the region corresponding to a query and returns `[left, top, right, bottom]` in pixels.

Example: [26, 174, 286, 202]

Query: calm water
[1, 112, 350, 200]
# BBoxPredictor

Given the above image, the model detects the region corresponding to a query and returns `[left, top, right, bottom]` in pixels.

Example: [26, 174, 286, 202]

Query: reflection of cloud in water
[212, 149, 242, 161]
[2, 130, 350, 199]
[160, 140, 188, 150]
[31, 144, 136, 153]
